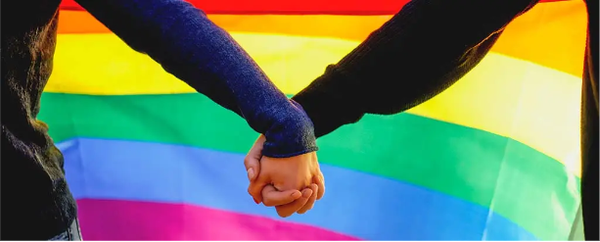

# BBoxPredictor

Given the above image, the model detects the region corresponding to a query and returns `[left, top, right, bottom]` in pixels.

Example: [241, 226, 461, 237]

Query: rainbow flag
[44, 0, 587, 240]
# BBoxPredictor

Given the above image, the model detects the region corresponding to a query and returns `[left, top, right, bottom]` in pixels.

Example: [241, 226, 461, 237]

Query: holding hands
[244, 135, 325, 217]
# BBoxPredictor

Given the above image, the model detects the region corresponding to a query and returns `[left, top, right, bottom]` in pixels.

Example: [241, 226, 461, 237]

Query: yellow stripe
[47, 32, 581, 176]
[48, 33, 357, 95]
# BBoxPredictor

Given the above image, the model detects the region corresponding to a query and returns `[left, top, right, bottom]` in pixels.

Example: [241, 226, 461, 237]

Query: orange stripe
[59, 0, 574, 15]
[58, 11, 109, 34]
[57, 11, 390, 41]
[57, 0, 586, 77]
[492, 0, 587, 78]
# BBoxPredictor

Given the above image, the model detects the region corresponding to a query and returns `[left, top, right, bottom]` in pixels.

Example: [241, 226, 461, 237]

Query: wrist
[261, 100, 318, 158]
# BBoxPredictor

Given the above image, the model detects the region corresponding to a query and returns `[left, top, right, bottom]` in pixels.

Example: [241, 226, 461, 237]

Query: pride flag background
[44, 0, 587, 240]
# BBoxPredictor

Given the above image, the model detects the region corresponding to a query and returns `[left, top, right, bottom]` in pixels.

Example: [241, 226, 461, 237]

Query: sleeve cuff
[261, 100, 319, 158]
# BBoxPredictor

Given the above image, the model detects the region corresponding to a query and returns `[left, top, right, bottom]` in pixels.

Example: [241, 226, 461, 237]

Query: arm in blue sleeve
[73, 0, 317, 157]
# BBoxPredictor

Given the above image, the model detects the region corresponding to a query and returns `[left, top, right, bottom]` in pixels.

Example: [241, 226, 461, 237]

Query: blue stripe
[60, 138, 537, 240]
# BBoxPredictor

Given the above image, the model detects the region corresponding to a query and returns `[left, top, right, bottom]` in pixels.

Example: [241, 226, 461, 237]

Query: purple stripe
[76, 199, 361, 240]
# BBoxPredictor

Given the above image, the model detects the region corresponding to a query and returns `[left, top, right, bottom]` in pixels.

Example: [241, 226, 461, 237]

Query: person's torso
[1, 0, 77, 239]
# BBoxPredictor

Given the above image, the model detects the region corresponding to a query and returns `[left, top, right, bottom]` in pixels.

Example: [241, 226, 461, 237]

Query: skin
[245, 135, 325, 217]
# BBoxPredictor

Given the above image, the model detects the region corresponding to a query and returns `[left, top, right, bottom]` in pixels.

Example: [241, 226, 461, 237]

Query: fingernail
[290, 191, 301, 198]
[247, 168, 255, 180]
[302, 189, 312, 198]
[253, 198, 260, 204]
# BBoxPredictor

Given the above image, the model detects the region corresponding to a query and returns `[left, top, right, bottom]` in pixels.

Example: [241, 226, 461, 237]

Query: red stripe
[76, 199, 361, 241]
[59, 0, 570, 15]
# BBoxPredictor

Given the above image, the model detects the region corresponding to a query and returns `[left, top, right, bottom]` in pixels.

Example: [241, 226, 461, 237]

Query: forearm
[293, 0, 537, 137]
[76, 0, 316, 157]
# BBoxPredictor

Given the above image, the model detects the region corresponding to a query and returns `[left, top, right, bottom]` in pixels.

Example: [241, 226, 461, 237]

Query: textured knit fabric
[293, 0, 598, 239]
[2, 0, 316, 239]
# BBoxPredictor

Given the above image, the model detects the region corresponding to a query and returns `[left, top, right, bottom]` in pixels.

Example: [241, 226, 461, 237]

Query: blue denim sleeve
[74, 0, 317, 157]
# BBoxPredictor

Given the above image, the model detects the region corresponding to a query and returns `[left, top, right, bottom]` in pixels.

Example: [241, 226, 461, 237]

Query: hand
[244, 135, 325, 217]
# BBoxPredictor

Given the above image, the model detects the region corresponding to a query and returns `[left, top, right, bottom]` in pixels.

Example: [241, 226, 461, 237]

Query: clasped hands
[244, 135, 325, 217]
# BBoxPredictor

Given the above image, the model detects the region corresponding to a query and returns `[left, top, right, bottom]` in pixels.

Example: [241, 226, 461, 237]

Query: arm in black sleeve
[74, 0, 317, 157]
[292, 0, 538, 137]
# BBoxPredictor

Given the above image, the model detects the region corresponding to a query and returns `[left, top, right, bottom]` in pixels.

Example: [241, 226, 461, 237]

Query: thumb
[244, 154, 260, 182]
[244, 135, 266, 182]
[244, 156, 263, 204]
[246, 136, 268, 203]
[248, 170, 270, 204]
[244, 135, 267, 204]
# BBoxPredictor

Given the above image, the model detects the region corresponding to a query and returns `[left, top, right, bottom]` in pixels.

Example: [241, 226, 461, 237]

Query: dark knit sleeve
[74, 0, 317, 157]
[292, 0, 538, 138]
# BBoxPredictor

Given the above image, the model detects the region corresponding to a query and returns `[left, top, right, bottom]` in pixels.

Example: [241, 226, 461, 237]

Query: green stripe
[39, 92, 580, 240]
